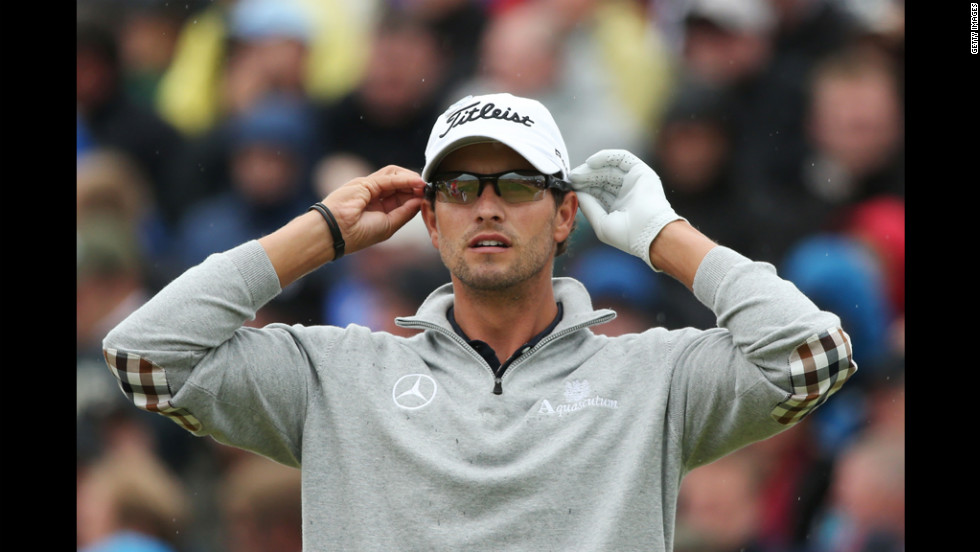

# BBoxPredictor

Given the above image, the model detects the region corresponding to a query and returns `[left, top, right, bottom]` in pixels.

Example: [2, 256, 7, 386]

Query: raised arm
[260, 165, 426, 288]
[570, 150, 857, 463]
[101, 165, 426, 462]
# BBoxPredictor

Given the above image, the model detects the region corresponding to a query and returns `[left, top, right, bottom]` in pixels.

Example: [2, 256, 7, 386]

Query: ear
[420, 200, 440, 251]
[553, 191, 578, 243]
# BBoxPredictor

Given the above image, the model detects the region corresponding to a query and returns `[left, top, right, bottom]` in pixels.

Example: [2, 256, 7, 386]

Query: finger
[570, 164, 623, 185]
[370, 164, 419, 177]
[370, 170, 427, 193]
[568, 164, 593, 189]
[373, 186, 425, 208]
[372, 186, 425, 212]
[340, 166, 425, 192]
[385, 197, 423, 231]
[583, 150, 617, 169]
[346, 172, 425, 207]
[576, 193, 609, 227]
[615, 151, 641, 173]
[580, 165, 627, 186]
[569, 169, 625, 209]
[584, 149, 627, 169]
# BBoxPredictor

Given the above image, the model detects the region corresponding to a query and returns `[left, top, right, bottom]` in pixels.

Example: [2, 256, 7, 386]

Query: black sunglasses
[426, 170, 571, 204]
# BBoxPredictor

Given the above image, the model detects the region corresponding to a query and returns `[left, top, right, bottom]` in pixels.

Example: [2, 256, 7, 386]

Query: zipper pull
[493, 377, 503, 395]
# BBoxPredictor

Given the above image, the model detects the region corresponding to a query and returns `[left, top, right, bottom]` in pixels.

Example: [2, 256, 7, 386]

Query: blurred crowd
[76, 0, 905, 551]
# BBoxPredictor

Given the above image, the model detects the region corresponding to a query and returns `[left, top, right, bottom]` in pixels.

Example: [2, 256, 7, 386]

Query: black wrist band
[308, 202, 345, 260]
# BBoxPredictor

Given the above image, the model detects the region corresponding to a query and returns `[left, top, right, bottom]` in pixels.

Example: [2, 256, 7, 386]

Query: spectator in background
[828, 0, 904, 82]
[669, 0, 758, 232]
[861, 358, 904, 443]
[734, 0, 861, 204]
[674, 447, 768, 552]
[786, 222, 905, 552]
[76, 16, 187, 232]
[781, 234, 894, 374]
[448, 1, 564, 108]
[838, 196, 904, 319]
[675, 0, 786, 263]
[218, 455, 303, 552]
[564, 247, 665, 335]
[801, 49, 904, 207]
[113, 1, 195, 109]
[756, 47, 905, 263]
[449, 0, 649, 165]
[775, 228, 904, 552]
[747, 420, 835, 552]
[553, 0, 678, 133]
[76, 149, 176, 290]
[644, 80, 770, 265]
[76, 211, 143, 320]
[218, 0, 315, 121]
[77, 149, 155, 235]
[77, 154, 159, 408]
[384, 0, 490, 97]
[77, 216, 152, 404]
[77, 447, 191, 552]
[155, 0, 370, 138]
[764, 0, 863, 95]
[767, 0, 860, 52]
[679, 0, 776, 89]
[313, 9, 450, 184]
[173, 94, 324, 325]
[676, 0, 878, 265]
[805, 430, 905, 552]
[163, 0, 327, 213]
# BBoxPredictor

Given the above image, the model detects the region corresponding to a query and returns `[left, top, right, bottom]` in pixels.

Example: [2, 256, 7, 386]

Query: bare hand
[322, 165, 427, 256]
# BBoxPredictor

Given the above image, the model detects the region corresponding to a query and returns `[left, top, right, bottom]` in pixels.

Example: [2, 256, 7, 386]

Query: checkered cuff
[103, 348, 202, 433]
[771, 327, 857, 425]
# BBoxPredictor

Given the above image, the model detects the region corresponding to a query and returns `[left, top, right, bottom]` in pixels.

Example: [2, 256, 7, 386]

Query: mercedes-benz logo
[392, 374, 438, 410]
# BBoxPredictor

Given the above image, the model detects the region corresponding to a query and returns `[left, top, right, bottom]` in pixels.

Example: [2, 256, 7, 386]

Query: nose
[472, 180, 506, 220]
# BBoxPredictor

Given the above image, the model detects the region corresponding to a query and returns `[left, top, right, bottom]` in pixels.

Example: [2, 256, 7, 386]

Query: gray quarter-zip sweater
[103, 240, 855, 551]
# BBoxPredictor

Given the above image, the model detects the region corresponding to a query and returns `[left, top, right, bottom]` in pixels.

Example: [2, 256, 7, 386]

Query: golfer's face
[423, 142, 568, 291]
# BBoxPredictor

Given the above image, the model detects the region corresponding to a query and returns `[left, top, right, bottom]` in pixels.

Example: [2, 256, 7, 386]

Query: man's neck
[450, 274, 559, 362]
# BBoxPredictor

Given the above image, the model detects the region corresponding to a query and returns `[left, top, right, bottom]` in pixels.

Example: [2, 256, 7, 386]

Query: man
[103, 92, 856, 550]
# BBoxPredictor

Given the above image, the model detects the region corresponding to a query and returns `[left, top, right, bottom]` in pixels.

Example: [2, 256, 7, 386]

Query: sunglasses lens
[434, 175, 480, 204]
[431, 172, 552, 204]
[497, 174, 548, 203]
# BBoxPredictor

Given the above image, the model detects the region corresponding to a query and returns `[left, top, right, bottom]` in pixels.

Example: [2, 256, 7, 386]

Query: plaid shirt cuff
[771, 327, 857, 425]
[103, 348, 202, 433]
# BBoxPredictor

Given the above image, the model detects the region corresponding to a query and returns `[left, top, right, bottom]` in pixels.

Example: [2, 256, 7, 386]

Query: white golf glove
[569, 150, 684, 271]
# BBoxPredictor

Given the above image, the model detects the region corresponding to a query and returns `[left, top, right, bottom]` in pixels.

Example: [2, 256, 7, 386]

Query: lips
[468, 233, 511, 250]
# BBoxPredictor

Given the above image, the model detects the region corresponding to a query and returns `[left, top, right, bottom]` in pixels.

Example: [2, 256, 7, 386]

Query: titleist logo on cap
[438, 101, 535, 138]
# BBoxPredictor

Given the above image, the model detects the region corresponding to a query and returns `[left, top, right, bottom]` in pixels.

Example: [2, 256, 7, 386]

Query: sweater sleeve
[101, 240, 315, 466]
[670, 246, 857, 468]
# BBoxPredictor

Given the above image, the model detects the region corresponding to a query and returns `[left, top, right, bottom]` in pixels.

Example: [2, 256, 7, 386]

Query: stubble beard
[442, 232, 556, 294]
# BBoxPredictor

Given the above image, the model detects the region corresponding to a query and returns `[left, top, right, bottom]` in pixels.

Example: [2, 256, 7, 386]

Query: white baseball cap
[421, 93, 571, 182]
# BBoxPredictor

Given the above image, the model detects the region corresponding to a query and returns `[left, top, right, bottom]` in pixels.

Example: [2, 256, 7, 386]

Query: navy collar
[447, 302, 564, 374]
